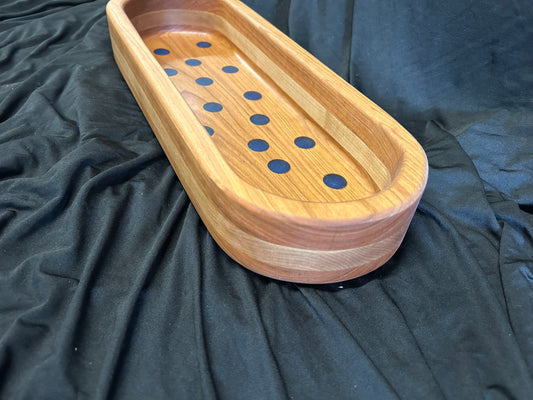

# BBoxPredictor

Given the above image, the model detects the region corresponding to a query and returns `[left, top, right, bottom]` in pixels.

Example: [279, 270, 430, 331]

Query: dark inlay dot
[164, 68, 178, 76]
[154, 48, 169, 55]
[248, 139, 269, 152]
[203, 102, 223, 112]
[250, 114, 270, 125]
[294, 136, 316, 149]
[185, 59, 202, 66]
[222, 65, 239, 73]
[196, 77, 213, 86]
[197, 41, 212, 48]
[268, 159, 290, 174]
[323, 174, 347, 189]
[244, 91, 262, 100]
[204, 126, 214, 136]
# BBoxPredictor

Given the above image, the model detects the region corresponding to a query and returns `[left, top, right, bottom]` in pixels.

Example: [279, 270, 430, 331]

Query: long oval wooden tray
[106, 0, 428, 283]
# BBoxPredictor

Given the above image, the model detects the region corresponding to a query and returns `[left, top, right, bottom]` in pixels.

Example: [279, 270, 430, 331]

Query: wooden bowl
[106, 0, 428, 283]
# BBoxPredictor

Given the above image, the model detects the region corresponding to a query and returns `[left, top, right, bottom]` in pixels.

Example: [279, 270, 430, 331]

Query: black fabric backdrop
[1, 0, 532, 399]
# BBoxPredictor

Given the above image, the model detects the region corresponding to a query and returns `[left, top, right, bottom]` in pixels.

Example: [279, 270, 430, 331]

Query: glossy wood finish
[144, 30, 380, 202]
[106, 0, 428, 283]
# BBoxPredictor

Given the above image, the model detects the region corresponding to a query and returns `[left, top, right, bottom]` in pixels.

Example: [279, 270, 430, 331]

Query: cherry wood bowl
[106, 0, 428, 283]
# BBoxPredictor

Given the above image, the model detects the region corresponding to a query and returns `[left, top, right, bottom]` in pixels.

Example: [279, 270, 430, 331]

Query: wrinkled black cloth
[1, 0, 532, 399]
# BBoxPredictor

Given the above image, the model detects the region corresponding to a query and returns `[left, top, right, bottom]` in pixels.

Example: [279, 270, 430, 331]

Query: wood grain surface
[106, 0, 428, 283]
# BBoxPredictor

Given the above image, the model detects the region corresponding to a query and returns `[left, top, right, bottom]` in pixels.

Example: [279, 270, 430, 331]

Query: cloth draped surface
[1, 0, 532, 398]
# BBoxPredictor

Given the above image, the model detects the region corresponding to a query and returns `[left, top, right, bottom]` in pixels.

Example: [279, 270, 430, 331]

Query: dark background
[1, 0, 532, 398]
